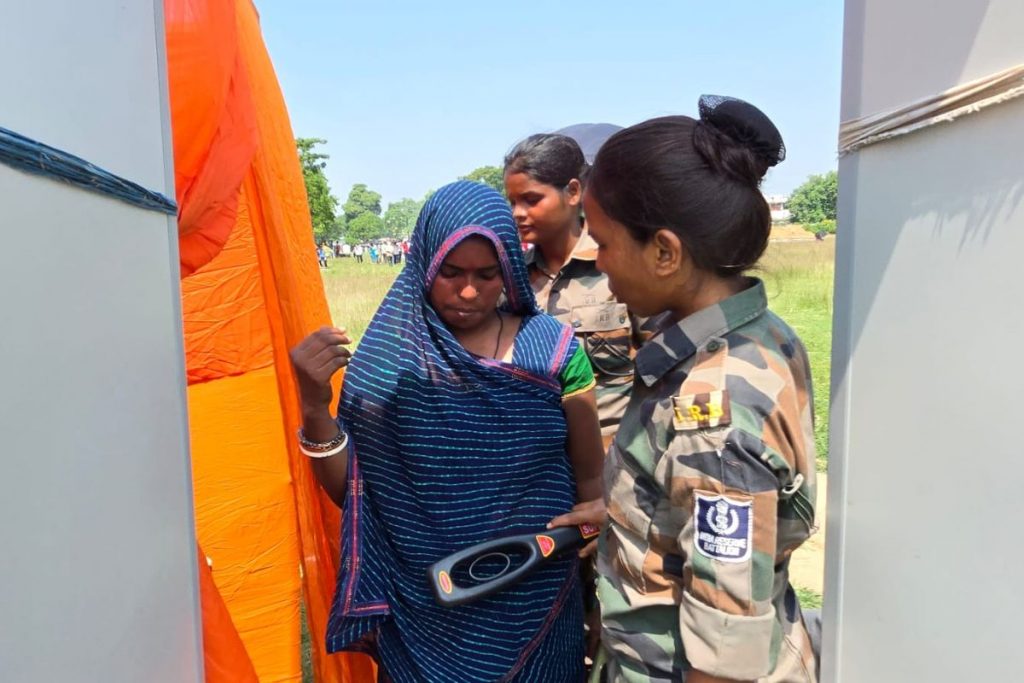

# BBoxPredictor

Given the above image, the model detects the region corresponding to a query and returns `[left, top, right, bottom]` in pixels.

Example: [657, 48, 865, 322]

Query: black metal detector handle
[427, 523, 601, 607]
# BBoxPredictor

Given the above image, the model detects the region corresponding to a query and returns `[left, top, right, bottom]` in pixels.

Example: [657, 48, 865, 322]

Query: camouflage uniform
[596, 279, 818, 682]
[526, 231, 647, 440]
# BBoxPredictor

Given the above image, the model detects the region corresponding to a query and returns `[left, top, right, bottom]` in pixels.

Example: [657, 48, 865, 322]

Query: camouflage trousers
[589, 611, 821, 682]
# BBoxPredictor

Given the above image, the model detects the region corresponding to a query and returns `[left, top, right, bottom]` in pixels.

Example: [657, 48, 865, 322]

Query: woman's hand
[289, 326, 353, 508]
[289, 326, 352, 413]
[547, 498, 607, 558]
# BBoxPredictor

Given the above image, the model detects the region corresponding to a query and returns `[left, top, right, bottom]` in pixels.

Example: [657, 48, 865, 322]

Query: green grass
[796, 586, 824, 610]
[301, 600, 313, 683]
[758, 240, 835, 471]
[320, 256, 403, 345]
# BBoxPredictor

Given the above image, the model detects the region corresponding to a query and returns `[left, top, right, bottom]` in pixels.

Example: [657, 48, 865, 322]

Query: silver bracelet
[297, 426, 348, 458]
[299, 433, 348, 459]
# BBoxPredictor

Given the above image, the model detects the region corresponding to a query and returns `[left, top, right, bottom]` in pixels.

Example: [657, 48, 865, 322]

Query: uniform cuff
[680, 590, 776, 680]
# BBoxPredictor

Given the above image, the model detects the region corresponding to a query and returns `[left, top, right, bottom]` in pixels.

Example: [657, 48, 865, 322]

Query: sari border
[476, 356, 561, 393]
[548, 324, 575, 376]
[342, 446, 392, 617]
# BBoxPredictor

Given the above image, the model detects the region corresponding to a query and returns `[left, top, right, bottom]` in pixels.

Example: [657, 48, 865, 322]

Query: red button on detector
[536, 535, 555, 557]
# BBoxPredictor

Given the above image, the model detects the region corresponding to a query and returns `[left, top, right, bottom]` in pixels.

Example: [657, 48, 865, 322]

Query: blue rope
[0, 125, 178, 216]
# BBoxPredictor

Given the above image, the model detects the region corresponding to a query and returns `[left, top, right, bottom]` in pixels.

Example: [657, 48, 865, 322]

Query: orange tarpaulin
[166, 1, 375, 680]
[198, 546, 260, 683]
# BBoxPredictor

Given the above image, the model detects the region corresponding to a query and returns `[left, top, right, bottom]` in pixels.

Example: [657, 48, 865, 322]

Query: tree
[304, 170, 341, 241]
[343, 184, 382, 224]
[787, 171, 838, 226]
[383, 198, 422, 239]
[296, 138, 339, 241]
[346, 212, 386, 243]
[460, 166, 505, 196]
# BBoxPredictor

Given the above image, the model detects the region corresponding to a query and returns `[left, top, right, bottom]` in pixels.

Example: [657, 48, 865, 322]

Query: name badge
[672, 390, 731, 430]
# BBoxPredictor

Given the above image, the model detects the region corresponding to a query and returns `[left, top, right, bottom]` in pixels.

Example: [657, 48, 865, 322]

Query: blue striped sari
[326, 181, 585, 681]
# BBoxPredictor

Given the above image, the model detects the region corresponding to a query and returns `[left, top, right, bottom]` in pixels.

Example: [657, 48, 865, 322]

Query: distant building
[764, 193, 791, 223]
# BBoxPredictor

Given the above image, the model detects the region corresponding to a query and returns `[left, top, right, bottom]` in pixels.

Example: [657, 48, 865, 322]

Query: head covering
[698, 94, 786, 167]
[326, 181, 584, 681]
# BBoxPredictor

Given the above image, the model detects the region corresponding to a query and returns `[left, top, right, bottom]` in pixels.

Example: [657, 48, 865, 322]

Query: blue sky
[256, 0, 844, 207]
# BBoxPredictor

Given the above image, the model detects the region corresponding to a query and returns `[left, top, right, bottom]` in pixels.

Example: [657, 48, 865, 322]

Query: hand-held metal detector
[427, 523, 601, 607]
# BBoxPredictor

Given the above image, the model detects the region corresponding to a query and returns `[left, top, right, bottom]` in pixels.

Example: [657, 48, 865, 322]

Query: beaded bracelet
[297, 427, 349, 459]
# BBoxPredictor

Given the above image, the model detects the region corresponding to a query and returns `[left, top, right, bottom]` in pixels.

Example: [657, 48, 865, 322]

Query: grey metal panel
[0, 0, 171, 190]
[839, 1, 1018, 120]
[825, 1, 1024, 680]
[0, 0, 202, 681]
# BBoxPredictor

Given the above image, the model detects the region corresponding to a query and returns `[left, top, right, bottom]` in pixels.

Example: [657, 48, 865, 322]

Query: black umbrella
[553, 123, 623, 163]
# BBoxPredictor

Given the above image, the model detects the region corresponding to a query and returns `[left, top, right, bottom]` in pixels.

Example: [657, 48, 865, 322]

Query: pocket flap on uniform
[571, 302, 629, 333]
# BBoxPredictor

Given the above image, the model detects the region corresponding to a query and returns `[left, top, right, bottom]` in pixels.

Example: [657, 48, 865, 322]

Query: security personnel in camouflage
[526, 232, 647, 442]
[505, 132, 647, 444]
[596, 279, 818, 682]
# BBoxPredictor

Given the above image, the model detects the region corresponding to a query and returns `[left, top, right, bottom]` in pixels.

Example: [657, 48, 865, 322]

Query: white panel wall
[0, 1, 202, 681]
[824, 1, 1024, 680]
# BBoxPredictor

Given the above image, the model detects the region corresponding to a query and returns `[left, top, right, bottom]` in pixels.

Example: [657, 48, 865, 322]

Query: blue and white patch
[694, 492, 753, 563]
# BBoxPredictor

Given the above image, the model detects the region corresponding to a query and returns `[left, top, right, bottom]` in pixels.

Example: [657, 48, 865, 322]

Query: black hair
[503, 134, 588, 189]
[588, 106, 783, 278]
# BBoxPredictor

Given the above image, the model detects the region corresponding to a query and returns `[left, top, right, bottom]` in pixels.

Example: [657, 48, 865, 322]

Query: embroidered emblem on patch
[578, 523, 601, 539]
[694, 492, 752, 563]
[438, 571, 453, 594]
[673, 390, 732, 430]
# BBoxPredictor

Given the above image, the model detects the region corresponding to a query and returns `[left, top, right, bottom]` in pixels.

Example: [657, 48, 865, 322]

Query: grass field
[758, 240, 835, 471]
[321, 257, 406, 343]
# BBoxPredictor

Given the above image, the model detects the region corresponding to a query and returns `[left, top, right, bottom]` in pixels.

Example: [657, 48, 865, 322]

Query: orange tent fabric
[166, 1, 376, 681]
[198, 546, 260, 683]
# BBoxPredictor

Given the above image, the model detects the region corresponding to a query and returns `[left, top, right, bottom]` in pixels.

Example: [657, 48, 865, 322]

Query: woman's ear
[564, 179, 583, 207]
[651, 228, 686, 278]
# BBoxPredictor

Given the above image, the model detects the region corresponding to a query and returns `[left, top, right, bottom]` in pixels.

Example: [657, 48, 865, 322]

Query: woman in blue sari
[290, 181, 604, 681]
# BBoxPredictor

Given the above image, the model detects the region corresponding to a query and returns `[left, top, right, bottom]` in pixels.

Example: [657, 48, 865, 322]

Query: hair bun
[698, 95, 785, 168]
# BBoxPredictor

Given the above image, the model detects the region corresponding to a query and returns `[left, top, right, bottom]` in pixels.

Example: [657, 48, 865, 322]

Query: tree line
[787, 170, 838, 234]
[299, 137, 839, 242]
[297, 137, 504, 244]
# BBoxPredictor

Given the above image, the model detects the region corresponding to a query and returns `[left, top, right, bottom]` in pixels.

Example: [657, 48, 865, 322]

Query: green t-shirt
[560, 344, 596, 398]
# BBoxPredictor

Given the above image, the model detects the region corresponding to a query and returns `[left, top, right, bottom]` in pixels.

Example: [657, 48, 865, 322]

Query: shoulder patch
[694, 491, 752, 563]
[672, 390, 732, 430]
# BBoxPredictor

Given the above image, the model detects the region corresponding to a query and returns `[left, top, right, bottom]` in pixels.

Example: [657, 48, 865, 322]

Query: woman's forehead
[442, 235, 499, 267]
[506, 171, 555, 194]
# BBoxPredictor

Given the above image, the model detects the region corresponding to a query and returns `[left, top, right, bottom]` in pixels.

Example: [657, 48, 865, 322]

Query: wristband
[297, 427, 349, 458]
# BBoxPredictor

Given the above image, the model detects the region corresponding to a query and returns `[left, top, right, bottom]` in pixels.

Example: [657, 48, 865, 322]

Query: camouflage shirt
[526, 231, 647, 439]
[597, 279, 818, 682]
